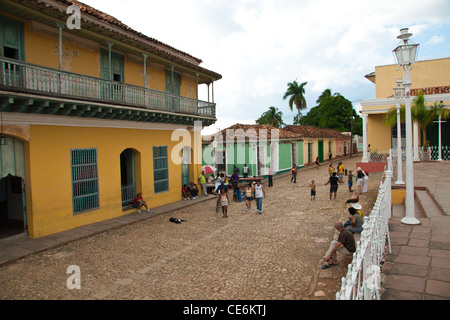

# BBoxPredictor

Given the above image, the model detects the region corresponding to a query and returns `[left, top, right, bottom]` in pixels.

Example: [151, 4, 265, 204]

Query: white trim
[360, 93, 450, 114]
[3, 112, 190, 131]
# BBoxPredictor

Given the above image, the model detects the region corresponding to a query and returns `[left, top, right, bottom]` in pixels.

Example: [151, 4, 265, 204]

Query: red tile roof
[283, 125, 348, 139]
[206, 123, 301, 142]
[204, 123, 349, 142]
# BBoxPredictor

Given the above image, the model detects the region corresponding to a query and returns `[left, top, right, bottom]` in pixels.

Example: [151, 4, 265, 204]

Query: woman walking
[253, 180, 266, 214]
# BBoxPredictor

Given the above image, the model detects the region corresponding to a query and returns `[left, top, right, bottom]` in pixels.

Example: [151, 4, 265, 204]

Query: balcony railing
[0, 57, 216, 118]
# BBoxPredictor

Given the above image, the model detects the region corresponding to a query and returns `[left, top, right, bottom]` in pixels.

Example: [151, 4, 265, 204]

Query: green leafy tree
[299, 94, 362, 135]
[316, 88, 341, 104]
[256, 106, 285, 128]
[283, 80, 307, 122]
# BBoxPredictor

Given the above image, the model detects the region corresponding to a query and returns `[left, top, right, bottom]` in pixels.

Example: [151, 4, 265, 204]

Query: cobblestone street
[0, 156, 381, 300]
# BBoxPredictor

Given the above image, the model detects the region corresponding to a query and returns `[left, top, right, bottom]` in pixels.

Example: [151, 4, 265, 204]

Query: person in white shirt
[253, 180, 266, 214]
[243, 164, 249, 178]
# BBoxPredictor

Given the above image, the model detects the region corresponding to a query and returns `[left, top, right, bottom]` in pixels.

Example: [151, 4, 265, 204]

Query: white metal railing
[391, 145, 449, 161]
[427, 145, 450, 160]
[0, 57, 216, 118]
[336, 156, 393, 300]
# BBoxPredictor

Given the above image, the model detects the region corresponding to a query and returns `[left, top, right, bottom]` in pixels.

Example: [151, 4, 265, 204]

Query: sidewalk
[0, 196, 213, 267]
[381, 161, 450, 300]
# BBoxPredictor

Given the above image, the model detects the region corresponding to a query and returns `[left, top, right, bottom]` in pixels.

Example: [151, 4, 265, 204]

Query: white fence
[387, 145, 449, 162]
[336, 157, 393, 300]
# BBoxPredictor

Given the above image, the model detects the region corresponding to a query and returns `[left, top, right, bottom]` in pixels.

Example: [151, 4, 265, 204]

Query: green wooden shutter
[0, 15, 25, 60]
[153, 146, 169, 194]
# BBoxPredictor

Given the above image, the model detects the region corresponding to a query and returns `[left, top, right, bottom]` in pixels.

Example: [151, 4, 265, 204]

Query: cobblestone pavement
[0, 156, 381, 300]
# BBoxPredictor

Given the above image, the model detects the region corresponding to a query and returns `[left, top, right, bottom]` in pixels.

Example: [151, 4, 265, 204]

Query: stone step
[415, 189, 444, 218]
[392, 195, 427, 219]
[392, 203, 405, 219]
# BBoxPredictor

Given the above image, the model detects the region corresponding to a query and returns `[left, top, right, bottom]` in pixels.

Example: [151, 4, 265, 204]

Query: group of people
[182, 182, 199, 200]
[131, 158, 370, 274]
[321, 162, 370, 201]
[322, 202, 365, 270]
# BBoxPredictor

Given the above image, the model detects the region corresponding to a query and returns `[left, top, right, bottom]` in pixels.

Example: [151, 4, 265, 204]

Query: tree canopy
[299, 91, 362, 135]
[256, 106, 285, 128]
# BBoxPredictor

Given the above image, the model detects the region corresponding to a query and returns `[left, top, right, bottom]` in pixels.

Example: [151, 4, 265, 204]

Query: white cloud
[82, 0, 450, 134]
[426, 35, 445, 45]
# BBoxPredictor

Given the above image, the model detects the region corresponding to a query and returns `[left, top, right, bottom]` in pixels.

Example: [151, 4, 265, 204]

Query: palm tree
[283, 80, 307, 123]
[411, 90, 435, 145]
[256, 106, 285, 128]
[383, 104, 405, 127]
[428, 100, 450, 121]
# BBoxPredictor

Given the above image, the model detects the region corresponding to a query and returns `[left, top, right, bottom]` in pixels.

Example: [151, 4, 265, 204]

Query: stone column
[361, 114, 369, 162]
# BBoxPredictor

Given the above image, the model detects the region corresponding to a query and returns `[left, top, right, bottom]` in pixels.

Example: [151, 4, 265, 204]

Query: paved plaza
[0, 156, 377, 300]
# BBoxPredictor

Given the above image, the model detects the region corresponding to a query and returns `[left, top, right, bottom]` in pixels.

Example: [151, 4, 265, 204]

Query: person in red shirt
[290, 164, 297, 183]
[133, 193, 150, 213]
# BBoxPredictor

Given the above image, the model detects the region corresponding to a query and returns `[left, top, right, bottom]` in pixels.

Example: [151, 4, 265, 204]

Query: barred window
[153, 146, 169, 194]
[71, 149, 100, 214]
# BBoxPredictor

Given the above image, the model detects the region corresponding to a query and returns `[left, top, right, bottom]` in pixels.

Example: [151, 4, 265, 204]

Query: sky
[80, 0, 450, 135]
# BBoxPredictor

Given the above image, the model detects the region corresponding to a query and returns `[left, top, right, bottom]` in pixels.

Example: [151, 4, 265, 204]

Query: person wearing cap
[351, 202, 363, 217]
[344, 206, 364, 234]
[322, 222, 356, 269]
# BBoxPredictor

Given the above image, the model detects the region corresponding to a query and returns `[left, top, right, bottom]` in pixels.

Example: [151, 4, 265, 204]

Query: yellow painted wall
[392, 189, 406, 204]
[375, 57, 450, 98]
[365, 57, 450, 153]
[367, 114, 392, 154]
[26, 125, 201, 238]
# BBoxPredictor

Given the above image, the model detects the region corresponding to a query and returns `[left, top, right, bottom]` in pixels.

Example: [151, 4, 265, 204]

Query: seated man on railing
[322, 222, 356, 270]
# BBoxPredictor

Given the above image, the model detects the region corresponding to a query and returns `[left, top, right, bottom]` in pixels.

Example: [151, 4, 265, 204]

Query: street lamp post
[393, 77, 405, 185]
[393, 28, 420, 225]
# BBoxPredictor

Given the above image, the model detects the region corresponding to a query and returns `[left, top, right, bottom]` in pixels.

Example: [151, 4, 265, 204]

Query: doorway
[0, 174, 26, 239]
[0, 135, 27, 239]
[120, 149, 136, 207]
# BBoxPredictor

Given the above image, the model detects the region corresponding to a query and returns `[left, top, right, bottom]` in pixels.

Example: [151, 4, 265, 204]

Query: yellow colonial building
[360, 57, 450, 160]
[0, 0, 221, 238]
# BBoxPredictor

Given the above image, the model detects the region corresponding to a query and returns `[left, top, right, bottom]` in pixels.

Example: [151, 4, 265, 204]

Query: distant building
[202, 124, 351, 176]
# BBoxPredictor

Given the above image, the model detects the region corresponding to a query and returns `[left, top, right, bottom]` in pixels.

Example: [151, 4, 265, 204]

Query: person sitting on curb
[132, 193, 150, 213]
[322, 222, 356, 269]
[344, 207, 364, 234]
[182, 184, 191, 200]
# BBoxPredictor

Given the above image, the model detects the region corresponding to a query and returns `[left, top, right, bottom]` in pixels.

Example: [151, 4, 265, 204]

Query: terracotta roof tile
[210, 123, 301, 141]
[283, 125, 348, 139]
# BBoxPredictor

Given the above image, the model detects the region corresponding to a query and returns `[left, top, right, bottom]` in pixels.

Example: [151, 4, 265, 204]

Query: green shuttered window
[71, 149, 100, 214]
[153, 146, 169, 194]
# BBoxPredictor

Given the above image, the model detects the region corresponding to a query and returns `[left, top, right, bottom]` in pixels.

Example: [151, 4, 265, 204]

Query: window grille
[153, 146, 169, 193]
[71, 149, 100, 214]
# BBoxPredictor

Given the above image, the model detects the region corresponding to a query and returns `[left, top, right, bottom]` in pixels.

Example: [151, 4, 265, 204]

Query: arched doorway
[120, 148, 137, 207]
[0, 135, 27, 239]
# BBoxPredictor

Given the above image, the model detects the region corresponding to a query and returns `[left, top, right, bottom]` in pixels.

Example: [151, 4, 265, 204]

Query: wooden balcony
[0, 57, 216, 125]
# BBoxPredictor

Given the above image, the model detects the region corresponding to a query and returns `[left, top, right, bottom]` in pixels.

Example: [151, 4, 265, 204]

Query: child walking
[310, 180, 316, 200]
[220, 188, 230, 218]
[348, 170, 353, 192]
[244, 183, 253, 210]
